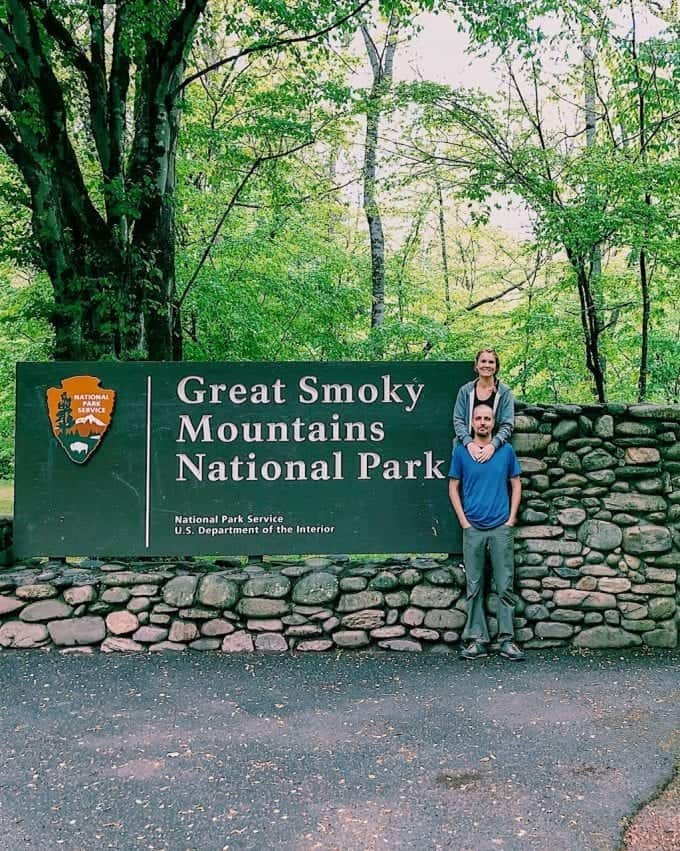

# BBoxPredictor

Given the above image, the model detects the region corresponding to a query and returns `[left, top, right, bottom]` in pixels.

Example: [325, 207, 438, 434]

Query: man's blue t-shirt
[449, 444, 521, 529]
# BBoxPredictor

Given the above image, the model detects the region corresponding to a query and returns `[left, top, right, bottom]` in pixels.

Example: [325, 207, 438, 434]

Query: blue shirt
[449, 444, 521, 529]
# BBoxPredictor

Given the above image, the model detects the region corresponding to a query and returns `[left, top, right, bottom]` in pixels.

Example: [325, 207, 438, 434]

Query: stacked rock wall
[0, 402, 678, 654]
[510, 402, 679, 649]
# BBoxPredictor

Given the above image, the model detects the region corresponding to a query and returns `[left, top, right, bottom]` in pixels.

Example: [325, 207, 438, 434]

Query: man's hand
[506, 516, 517, 527]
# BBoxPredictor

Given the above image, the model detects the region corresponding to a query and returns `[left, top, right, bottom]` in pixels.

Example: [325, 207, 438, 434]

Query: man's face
[472, 407, 494, 437]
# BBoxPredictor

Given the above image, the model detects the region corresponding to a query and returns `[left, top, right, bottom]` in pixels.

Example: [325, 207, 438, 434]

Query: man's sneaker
[499, 640, 525, 661]
[460, 641, 489, 660]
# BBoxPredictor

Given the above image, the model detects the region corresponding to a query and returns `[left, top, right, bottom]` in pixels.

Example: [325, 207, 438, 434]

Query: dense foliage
[0, 0, 677, 476]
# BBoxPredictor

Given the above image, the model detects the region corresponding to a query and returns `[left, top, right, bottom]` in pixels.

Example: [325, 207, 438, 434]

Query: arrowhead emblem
[46, 376, 116, 464]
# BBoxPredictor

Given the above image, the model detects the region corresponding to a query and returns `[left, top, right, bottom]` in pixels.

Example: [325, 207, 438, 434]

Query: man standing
[448, 404, 524, 661]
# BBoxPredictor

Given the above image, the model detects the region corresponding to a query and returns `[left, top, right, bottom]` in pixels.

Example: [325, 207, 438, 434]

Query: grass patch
[0, 480, 13, 515]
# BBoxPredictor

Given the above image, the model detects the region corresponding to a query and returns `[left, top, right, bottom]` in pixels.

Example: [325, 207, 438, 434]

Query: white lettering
[177, 415, 212, 443]
[177, 375, 205, 404]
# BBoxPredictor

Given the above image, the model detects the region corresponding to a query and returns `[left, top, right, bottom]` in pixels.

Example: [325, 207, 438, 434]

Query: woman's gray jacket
[452, 379, 515, 449]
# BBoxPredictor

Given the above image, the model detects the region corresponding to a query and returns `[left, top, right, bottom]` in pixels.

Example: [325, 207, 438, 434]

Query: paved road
[0, 648, 678, 851]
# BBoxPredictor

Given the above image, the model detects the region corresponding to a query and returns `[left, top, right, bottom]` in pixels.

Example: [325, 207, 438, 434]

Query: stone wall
[0, 402, 678, 654]
[509, 401, 679, 649]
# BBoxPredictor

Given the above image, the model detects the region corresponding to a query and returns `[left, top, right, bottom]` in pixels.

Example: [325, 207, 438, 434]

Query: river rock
[409, 586, 457, 608]
[378, 639, 422, 651]
[162, 576, 197, 608]
[20, 600, 73, 622]
[341, 609, 385, 629]
[0, 621, 49, 648]
[371, 625, 406, 639]
[648, 597, 676, 620]
[557, 508, 587, 527]
[242, 575, 291, 598]
[552, 589, 616, 609]
[369, 572, 399, 591]
[603, 493, 667, 513]
[384, 591, 409, 608]
[48, 616, 106, 646]
[295, 639, 334, 652]
[630, 582, 675, 596]
[623, 525, 672, 555]
[168, 620, 200, 643]
[512, 433, 552, 454]
[63, 586, 96, 605]
[573, 626, 642, 648]
[254, 632, 288, 652]
[535, 622, 573, 639]
[581, 449, 616, 471]
[0, 595, 25, 616]
[577, 520, 622, 551]
[237, 597, 289, 617]
[292, 572, 339, 605]
[106, 611, 139, 635]
[197, 575, 239, 609]
[624, 447, 660, 465]
[597, 577, 631, 594]
[340, 576, 367, 591]
[101, 637, 144, 653]
[515, 526, 563, 539]
[133, 626, 169, 643]
[518, 457, 547, 474]
[642, 621, 677, 648]
[336, 590, 383, 612]
[15, 583, 57, 600]
[101, 587, 131, 604]
[221, 630, 254, 652]
[552, 420, 579, 441]
[101, 572, 164, 586]
[423, 609, 466, 630]
[333, 630, 369, 648]
[514, 415, 539, 432]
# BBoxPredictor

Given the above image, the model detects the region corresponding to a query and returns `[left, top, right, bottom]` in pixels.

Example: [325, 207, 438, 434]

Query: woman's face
[475, 351, 498, 377]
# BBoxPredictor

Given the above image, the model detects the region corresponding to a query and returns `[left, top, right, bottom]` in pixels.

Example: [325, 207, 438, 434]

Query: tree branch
[465, 281, 524, 311]
[177, 138, 316, 308]
[176, 158, 262, 309]
[161, 0, 209, 85]
[178, 0, 371, 92]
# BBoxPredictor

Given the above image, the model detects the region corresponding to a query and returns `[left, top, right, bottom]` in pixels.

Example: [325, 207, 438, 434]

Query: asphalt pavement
[0, 648, 678, 851]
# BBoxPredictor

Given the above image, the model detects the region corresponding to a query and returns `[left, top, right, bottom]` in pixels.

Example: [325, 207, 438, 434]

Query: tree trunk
[436, 178, 451, 317]
[572, 254, 607, 402]
[361, 15, 398, 330]
[629, 3, 652, 401]
[583, 35, 607, 393]
[0, 0, 208, 361]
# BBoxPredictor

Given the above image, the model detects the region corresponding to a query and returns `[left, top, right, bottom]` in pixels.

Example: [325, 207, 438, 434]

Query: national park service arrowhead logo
[46, 376, 116, 464]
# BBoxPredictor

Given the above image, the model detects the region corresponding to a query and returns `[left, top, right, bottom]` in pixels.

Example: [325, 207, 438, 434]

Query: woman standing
[453, 348, 515, 462]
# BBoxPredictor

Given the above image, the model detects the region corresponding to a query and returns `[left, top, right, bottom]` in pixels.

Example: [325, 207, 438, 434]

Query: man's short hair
[472, 403, 495, 417]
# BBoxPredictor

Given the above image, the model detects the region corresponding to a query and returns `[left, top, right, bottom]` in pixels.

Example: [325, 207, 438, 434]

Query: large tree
[0, 0, 373, 360]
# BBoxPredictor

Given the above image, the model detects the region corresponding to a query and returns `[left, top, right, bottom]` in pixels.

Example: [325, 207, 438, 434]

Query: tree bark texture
[0, 0, 207, 359]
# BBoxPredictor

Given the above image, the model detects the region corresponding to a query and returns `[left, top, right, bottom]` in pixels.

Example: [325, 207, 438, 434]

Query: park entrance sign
[14, 361, 472, 557]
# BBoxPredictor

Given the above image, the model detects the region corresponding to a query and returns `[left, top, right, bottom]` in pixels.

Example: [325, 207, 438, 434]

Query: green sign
[14, 361, 473, 557]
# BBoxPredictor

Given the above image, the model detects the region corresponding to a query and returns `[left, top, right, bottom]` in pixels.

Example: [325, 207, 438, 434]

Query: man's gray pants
[462, 524, 516, 644]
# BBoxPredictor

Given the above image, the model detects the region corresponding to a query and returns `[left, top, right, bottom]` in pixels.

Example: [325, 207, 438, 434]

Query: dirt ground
[622, 763, 679, 851]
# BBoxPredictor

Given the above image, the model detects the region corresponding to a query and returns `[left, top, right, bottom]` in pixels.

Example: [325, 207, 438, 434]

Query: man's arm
[507, 476, 521, 526]
[448, 478, 471, 529]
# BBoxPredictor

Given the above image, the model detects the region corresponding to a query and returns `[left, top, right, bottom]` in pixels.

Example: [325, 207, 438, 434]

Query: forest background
[0, 0, 678, 482]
